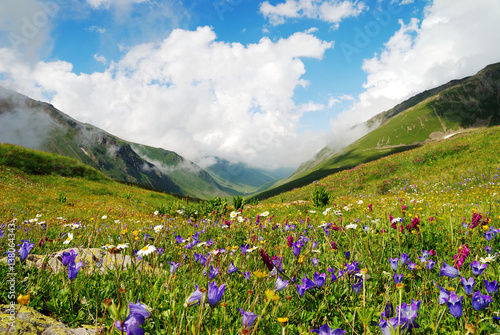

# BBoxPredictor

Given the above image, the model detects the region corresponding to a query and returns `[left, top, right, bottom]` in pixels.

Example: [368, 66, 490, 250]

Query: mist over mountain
[0, 86, 287, 199]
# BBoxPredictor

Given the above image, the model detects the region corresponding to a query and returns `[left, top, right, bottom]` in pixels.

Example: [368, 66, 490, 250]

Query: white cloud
[93, 54, 107, 63]
[85, 0, 147, 9]
[0, 0, 59, 61]
[87, 25, 106, 33]
[0, 27, 332, 168]
[260, 0, 367, 26]
[328, 0, 500, 148]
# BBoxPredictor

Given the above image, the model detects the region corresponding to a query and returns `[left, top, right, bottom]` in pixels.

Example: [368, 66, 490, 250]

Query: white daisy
[63, 233, 74, 245]
[116, 243, 129, 249]
[230, 211, 239, 218]
[345, 223, 358, 230]
[153, 225, 164, 233]
[260, 211, 269, 217]
[101, 215, 108, 219]
[101, 244, 115, 250]
[480, 254, 497, 264]
[137, 245, 156, 257]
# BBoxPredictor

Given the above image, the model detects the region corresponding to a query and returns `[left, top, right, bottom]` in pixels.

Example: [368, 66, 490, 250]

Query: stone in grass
[0, 304, 101, 334]
[3, 247, 161, 275]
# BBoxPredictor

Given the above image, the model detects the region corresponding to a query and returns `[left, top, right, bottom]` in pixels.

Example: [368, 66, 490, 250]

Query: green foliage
[201, 196, 228, 217]
[232, 195, 245, 210]
[312, 185, 330, 208]
[0, 143, 107, 181]
[57, 193, 67, 204]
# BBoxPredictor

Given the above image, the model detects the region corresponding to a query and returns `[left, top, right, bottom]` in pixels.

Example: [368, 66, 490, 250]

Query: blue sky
[1, 0, 500, 168]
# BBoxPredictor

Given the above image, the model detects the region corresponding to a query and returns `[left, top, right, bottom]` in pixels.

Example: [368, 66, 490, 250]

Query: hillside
[262, 125, 500, 204]
[0, 86, 284, 199]
[256, 62, 500, 200]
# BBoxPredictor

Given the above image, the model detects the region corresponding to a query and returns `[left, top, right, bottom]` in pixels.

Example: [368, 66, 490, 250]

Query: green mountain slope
[256, 62, 500, 200]
[200, 157, 294, 195]
[262, 125, 500, 204]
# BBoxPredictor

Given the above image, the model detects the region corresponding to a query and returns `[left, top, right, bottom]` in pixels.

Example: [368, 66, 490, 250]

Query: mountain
[0, 86, 291, 199]
[0, 87, 258, 199]
[197, 157, 294, 195]
[255, 62, 500, 200]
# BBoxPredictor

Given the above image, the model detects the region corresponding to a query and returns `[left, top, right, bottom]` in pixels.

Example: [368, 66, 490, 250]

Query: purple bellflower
[238, 309, 259, 328]
[61, 249, 77, 266]
[484, 279, 498, 294]
[185, 285, 203, 307]
[311, 323, 346, 335]
[388, 258, 399, 271]
[461, 277, 475, 295]
[470, 261, 487, 276]
[18, 239, 34, 261]
[314, 272, 327, 288]
[207, 281, 225, 308]
[115, 300, 150, 335]
[227, 261, 238, 274]
[439, 261, 460, 278]
[275, 277, 289, 291]
[444, 291, 463, 318]
[68, 261, 84, 281]
[471, 290, 492, 311]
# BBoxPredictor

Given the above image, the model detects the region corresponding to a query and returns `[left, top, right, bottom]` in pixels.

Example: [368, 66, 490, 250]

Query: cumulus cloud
[327, 0, 500, 149]
[0, 27, 332, 168]
[260, 0, 367, 26]
[0, 0, 58, 61]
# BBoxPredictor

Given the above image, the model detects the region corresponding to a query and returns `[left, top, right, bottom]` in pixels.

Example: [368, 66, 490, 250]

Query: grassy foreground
[1, 127, 500, 334]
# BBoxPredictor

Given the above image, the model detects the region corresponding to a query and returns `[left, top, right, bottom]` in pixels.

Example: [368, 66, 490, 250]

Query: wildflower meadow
[1, 127, 500, 334]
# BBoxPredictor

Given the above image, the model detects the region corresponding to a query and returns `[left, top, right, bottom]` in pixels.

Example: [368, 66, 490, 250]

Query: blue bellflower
[18, 239, 34, 261]
[227, 261, 238, 274]
[168, 261, 180, 275]
[388, 258, 399, 271]
[484, 279, 498, 294]
[207, 281, 225, 308]
[393, 273, 403, 284]
[115, 300, 150, 335]
[68, 261, 84, 281]
[461, 277, 475, 295]
[185, 285, 203, 307]
[238, 309, 259, 328]
[444, 292, 463, 318]
[471, 290, 492, 311]
[61, 249, 77, 266]
[439, 261, 460, 278]
[275, 277, 289, 291]
[470, 261, 487, 276]
[311, 323, 345, 335]
[314, 272, 327, 288]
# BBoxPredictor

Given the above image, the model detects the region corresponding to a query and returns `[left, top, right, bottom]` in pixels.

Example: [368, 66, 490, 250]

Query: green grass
[1, 126, 500, 334]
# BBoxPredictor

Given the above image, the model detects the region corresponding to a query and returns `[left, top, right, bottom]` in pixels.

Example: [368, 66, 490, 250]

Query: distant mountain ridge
[0, 86, 285, 199]
[255, 61, 500, 200]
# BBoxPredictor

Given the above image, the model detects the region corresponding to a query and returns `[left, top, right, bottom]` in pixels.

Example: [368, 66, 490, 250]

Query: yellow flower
[121, 228, 129, 235]
[277, 317, 289, 325]
[253, 269, 267, 278]
[17, 293, 30, 306]
[265, 290, 279, 302]
[298, 255, 304, 264]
